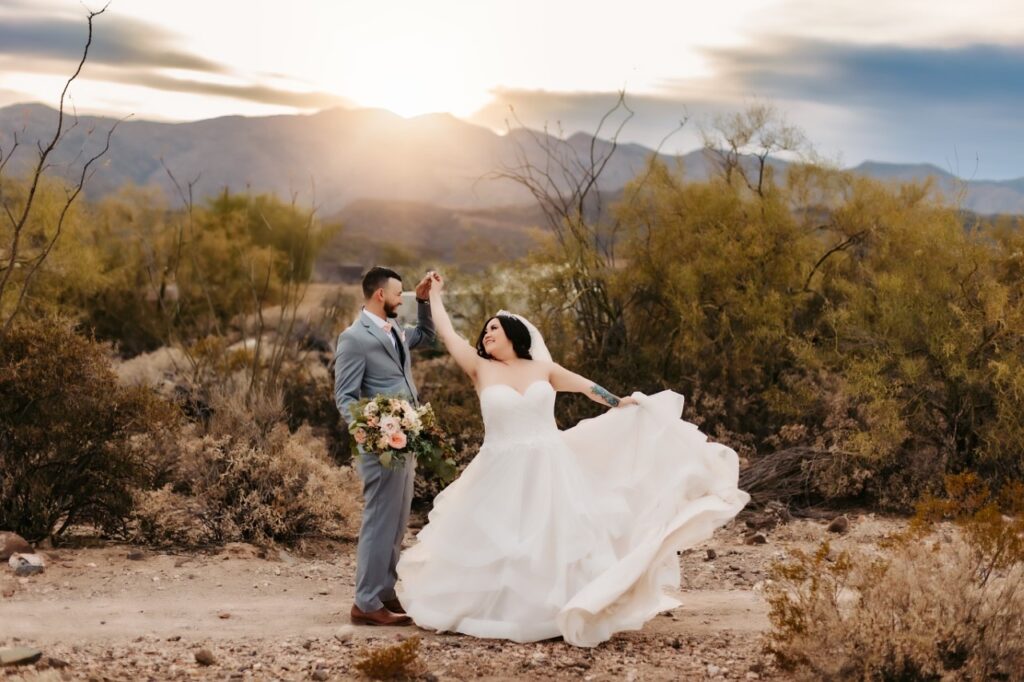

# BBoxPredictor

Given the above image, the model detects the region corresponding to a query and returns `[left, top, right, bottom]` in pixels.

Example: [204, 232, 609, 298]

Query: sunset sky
[1, 0, 1022, 178]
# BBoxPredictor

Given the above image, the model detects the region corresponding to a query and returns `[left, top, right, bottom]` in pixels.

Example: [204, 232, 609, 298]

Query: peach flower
[353, 427, 367, 444]
[388, 430, 408, 449]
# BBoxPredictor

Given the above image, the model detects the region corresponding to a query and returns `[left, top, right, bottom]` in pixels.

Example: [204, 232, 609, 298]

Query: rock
[707, 663, 723, 676]
[8, 553, 45, 576]
[743, 533, 767, 545]
[312, 671, 329, 681]
[0, 532, 32, 561]
[195, 648, 217, 666]
[127, 550, 146, 561]
[704, 548, 717, 561]
[827, 515, 850, 533]
[745, 514, 778, 531]
[334, 625, 354, 643]
[44, 656, 69, 669]
[0, 647, 43, 666]
[218, 612, 231, 619]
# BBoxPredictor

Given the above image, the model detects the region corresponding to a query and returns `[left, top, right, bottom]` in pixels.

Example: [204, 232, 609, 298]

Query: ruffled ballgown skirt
[396, 382, 749, 647]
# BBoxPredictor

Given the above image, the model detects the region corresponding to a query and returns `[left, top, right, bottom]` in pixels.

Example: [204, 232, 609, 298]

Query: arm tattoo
[590, 384, 620, 407]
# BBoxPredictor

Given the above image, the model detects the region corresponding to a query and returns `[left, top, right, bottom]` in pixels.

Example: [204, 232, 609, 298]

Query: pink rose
[353, 428, 367, 444]
[388, 430, 408, 449]
[367, 416, 379, 428]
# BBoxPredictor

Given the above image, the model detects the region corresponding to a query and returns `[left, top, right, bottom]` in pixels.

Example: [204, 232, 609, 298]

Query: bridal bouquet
[348, 396, 457, 483]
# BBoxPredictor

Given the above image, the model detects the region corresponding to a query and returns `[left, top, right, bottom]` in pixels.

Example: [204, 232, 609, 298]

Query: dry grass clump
[131, 389, 362, 547]
[354, 636, 423, 680]
[765, 474, 1024, 680]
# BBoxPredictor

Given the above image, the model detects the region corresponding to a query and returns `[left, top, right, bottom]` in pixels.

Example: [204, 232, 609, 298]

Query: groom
[334, 266, 435, 626]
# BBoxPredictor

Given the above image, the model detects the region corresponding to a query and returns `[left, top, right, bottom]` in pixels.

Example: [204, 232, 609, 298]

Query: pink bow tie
[382, 321, 392, 334]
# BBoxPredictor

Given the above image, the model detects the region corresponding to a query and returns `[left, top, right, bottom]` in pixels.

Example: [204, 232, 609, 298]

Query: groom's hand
[415, 272, 433, 301]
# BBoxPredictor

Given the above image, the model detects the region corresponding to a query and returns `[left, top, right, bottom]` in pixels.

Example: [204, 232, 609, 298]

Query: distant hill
[849, 161, 1024, 216]
[316, 199, 550, 276]
[4, 102, 1022, 216]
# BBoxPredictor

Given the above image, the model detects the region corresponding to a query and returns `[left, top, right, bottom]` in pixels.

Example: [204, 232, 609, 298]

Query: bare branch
[0, 6, 113, 334]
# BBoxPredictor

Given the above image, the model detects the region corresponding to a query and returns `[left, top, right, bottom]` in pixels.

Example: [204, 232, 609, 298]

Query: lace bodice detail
[478, 380, 559, 447]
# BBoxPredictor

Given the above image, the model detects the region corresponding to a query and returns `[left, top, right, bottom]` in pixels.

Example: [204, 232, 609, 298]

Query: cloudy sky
[1, 0, 1022, 178]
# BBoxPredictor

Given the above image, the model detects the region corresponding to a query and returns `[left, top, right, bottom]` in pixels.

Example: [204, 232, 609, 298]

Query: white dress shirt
[362, 308, 397, 349]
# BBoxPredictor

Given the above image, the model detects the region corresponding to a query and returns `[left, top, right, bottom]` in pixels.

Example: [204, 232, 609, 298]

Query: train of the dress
[396, 389, 749, 647]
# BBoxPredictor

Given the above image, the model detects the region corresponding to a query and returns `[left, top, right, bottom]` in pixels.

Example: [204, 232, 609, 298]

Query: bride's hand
[430, 271, 445, 293]
[617, 396, 639, 407]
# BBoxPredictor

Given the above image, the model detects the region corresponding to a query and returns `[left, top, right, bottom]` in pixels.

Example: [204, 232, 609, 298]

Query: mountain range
[3, 102, 1023, 218]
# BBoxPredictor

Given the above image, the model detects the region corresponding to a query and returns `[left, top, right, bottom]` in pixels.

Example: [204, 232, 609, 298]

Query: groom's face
[381, 277, 403, 318]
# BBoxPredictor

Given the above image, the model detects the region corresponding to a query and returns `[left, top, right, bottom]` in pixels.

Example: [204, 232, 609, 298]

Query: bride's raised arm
[548, 363, 638, 408]
[428, 273, 480, 382]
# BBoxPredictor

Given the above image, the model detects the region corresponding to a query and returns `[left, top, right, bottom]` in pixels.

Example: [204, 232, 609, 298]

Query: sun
[317, 6, 494, 118]
[341, 63, 492, 118]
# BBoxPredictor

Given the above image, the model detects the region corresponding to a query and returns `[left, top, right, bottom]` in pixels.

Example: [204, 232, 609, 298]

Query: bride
[396, 272, 749, 647]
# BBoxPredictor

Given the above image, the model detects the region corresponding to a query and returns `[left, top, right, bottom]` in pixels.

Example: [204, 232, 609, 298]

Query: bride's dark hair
[476, 315, 533, 360]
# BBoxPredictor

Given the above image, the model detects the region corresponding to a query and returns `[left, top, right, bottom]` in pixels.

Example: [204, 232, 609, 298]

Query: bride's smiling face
[482, 317, 510, 355]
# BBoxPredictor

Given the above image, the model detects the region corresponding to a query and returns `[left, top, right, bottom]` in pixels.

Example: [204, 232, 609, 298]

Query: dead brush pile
[765, 474, 1024, 681]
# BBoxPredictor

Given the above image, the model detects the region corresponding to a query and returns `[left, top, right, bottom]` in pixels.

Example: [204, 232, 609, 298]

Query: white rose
[379, 415, 401, 435]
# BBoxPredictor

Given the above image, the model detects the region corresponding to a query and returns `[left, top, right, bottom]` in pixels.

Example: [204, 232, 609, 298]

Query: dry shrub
[131, 390, 362, 547]
[280, 362, 350, 463]
[0, 317, 179, 541]
[354, 636, 423, 680]
[766, 475, 1024, 680]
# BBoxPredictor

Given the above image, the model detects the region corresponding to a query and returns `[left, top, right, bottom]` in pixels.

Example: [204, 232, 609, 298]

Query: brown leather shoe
[350, 604, 412, 626]
[382, 598, 406, 614]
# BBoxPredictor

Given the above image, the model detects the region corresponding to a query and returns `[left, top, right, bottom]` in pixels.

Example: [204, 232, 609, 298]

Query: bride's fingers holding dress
[617, 396, 639, 407]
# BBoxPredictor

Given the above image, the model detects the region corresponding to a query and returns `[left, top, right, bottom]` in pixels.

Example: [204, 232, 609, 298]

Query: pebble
[194, 648, 217, 666]
[828, 515, 850, 533]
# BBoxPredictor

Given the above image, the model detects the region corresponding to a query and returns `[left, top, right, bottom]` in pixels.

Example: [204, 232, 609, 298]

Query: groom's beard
[384, 302, 399, 318]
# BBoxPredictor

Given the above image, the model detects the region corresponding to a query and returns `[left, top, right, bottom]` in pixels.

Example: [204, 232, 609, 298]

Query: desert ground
[0, 513, 900, 681]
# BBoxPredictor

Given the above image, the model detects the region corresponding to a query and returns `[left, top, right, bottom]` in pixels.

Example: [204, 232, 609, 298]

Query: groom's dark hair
[476, 315, 533, 360]
[362, 266, 402, 299]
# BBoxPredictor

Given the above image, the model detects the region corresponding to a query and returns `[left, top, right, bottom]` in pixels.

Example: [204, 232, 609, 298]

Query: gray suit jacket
[334, 302, 435, 425]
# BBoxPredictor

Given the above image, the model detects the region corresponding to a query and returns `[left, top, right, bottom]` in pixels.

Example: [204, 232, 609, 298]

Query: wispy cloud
[692, 39, 1024, 111]
[0, 9, 347, 112]
[0, 15, 224, 73]
[108, 71, 351, 110]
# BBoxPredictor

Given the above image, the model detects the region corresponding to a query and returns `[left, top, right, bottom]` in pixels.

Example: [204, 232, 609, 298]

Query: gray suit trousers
[354, 451, 416, 611]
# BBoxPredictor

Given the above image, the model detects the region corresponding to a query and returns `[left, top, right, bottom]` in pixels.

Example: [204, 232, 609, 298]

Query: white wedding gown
[395, 381, 749, 647]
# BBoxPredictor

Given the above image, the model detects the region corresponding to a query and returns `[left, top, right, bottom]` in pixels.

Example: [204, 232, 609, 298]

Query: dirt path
[1, 517, 898, 680]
